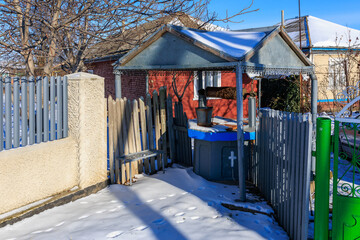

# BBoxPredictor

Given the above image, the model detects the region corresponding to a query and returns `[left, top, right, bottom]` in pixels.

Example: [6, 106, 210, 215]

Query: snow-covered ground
[0, 165, 288, 240]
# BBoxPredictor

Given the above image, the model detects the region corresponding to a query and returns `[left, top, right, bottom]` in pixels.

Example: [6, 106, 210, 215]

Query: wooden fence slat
[153, 90, 162, 170]
[184, 112, 191, 166]
[139, 97, 149, 173]
[120, 99, 128, 184]
[146, 93, 156, 174]
[114, 99, 121, 184]
[159, 87, 168, 167]
[132, 99, 143, 174]
[167, 96, 175, 164]
[108, 96, 115, 183]
[126, 99, 137, 180]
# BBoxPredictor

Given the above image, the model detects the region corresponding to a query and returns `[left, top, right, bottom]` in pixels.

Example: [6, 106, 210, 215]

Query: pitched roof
[86, 13, 227, 62]
[114, 24, 312, 71]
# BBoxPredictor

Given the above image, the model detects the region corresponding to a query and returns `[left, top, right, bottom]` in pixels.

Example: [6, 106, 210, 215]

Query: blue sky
[208, 0, 360, 30]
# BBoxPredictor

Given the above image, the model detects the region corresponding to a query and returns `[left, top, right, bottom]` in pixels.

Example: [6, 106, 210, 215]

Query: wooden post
[108, 96, 115, 183]
[146, 93, 156, 173]
[128, 100, 138, 180]
[115, 99, 122, 184]
[139, 97, 149, 173]
[120, 98, 128, 184]
[159, 87, 168, 167]
[153, 90, 162, 170]
[132, 99, 143, 174]
[167, 95, 176, 163]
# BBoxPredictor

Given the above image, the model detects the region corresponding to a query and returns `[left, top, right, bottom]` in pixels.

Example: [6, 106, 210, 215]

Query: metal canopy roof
[113, 25, 314, 75]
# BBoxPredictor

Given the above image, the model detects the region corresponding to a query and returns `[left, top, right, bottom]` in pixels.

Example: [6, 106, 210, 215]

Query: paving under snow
[0, 165, 288, 240]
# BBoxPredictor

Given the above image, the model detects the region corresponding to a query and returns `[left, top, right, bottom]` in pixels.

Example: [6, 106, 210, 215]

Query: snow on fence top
[178, 27, 268, 59]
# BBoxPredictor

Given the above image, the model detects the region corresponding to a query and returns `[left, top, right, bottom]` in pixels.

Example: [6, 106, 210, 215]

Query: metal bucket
[196, 107, 213, 127]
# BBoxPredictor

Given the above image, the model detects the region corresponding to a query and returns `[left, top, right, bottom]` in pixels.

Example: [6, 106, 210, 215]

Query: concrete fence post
[67, 72, 107, 189]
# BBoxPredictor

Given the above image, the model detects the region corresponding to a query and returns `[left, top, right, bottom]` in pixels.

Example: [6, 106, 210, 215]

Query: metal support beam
[310, 72, 318, 173]
[115, 71, 122, 99]
[236, 64, 246, 201]
[310, 73, 318, 125]
[145, 71, 149, 94]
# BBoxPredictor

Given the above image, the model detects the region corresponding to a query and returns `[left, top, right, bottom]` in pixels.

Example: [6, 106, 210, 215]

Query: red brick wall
[87, 61, 257, 119]
[149, 71, 257, 120]
[87, 61, 146, 100]
[87, 60, 116, 99]
[121, 71, 147, 100]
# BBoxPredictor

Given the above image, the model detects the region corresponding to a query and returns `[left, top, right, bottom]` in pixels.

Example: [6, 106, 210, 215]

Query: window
[328, 58, 347, 90]
[193, 71, 221, 99]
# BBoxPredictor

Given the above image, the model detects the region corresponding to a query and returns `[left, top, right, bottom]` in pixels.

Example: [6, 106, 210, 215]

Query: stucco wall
[0, 72, 107, 215]
[67, 72, 107, 189]
[0, 137, 78, 214]
[313, 53, 360, 102]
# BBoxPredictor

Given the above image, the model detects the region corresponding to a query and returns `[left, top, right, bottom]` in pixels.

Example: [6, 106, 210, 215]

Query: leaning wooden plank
[159, 87, 168, 167]
[167, 95, 176, 164]
[108, 96, 115, 183]
[114, 99, 121, 184]
[127, 99, 138, 179]
[139, 97, 149, 174]
[146, 93, 156, 174]
[153, 90, 162, 171]
[124, 98, 133, 183]
[132, 99, 143, 174]
[119, 98, 128, 184]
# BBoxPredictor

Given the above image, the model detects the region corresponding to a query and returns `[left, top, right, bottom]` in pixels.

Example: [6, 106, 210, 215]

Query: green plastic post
[314, 117, 331, 240]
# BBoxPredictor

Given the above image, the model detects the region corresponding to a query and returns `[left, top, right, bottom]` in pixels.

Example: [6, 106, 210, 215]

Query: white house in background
[238, 15, 360, 108]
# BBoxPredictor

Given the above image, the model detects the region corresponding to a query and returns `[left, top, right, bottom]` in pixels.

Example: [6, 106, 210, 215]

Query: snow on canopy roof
[284, 16, 360, 48]
[175, 26, 269, 59]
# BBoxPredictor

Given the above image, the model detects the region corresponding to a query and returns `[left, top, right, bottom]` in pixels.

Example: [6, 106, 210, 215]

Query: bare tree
[318, 32, 360, 114]
[0, 0, 258, 76]
[171, 71, 193, 102]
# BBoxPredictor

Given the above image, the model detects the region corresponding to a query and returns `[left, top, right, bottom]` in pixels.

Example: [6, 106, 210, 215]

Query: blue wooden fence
[0, 76, 68, 151]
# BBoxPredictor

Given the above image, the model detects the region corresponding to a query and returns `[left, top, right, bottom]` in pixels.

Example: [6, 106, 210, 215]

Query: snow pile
[178, 28, 267, 59]
[0, 165, 288, 240]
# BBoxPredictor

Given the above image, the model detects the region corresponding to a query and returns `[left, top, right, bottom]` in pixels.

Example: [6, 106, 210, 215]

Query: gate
[315, 89, 360, 239]
[333, 119, 360, 239]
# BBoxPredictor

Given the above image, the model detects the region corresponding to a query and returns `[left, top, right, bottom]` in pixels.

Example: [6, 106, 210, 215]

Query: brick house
[86, 13, 227, 104]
